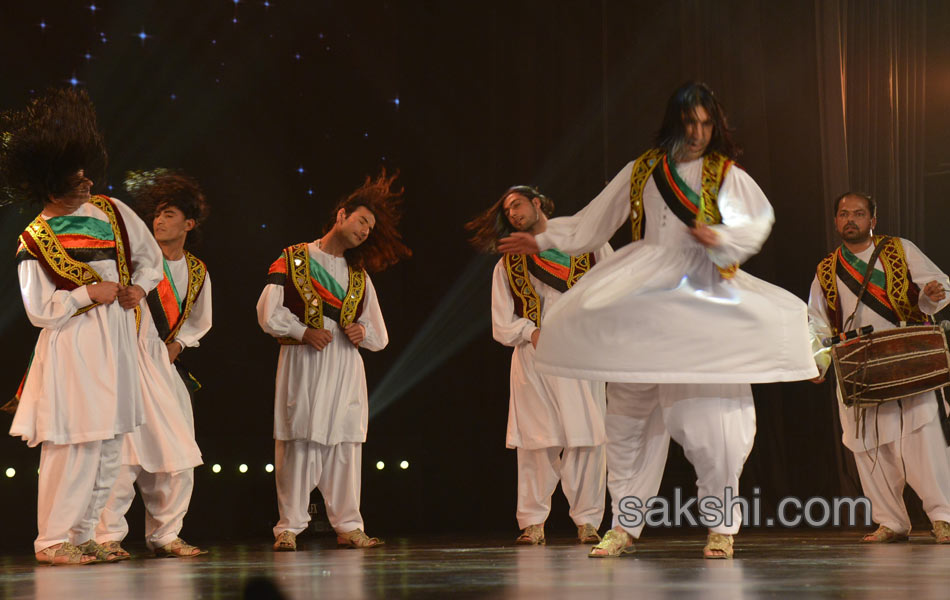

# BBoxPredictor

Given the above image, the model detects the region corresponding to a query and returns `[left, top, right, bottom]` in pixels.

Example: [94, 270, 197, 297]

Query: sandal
[77, 539, 127, 563]
[154, 538, 208, 558]
[931, 520, 950, 544]
[336, 529, 384, 549]
[588, 529, 635, 558]
[35, 542, 96, 566]
[273, 530, 297, 552]
[99, 540, 131, 559]
[577, 523, 601, 544]
[515, 523, 545, 545]
[703, 533, 734, 559]
[861, 525, 909, 543]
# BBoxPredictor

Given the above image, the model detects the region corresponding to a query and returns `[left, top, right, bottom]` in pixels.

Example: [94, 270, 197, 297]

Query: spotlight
[239, 464, 248, 473]
[212, 464, 222, 473]
[399, 460, 409, 470]
[265, 464, 274, 473]
[375, 461, 385, 470]
[5, 468, 14, 478]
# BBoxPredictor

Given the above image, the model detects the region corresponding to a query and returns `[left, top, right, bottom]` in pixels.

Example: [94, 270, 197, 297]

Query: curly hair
[327, 169, 412, 273]
[464, 185, 554, 253]
[125, 168, 210, 246]
[0, 88, 108, 206]
[654, 81, 741, 161]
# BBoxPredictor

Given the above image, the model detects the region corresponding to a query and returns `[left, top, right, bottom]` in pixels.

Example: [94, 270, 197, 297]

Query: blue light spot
[137, 29, 148, 42]
[89, 4, 97, 12]
[84, 52, 92, 61]
[170, 93, 177, 100]
[294, 53, 301, 60]
[363, 132, 369, 138]
[393, 97, 400, 106]
[318, 33, 325, 40]
[107, 185, 114, 191]
[261, 223, 267, 229]
[296, 166, 305, 174]
[232, 17, 238, 24]
[68, 76, 80, 87]
[264, 0, 271, 6]
[39, 20, 47, 31]
[211, 39, 217, 45]
[307, 189, 314, 196]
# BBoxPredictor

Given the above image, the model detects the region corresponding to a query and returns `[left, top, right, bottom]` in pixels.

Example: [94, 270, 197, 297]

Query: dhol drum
[831, 324, 950, 408]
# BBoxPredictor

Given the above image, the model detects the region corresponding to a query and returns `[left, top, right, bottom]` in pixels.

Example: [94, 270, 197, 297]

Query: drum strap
[842, 237, 890, 333]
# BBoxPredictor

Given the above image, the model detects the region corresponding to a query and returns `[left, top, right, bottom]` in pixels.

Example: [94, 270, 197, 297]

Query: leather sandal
[77, 539, 127, 563]
[703, 533, 734, 559]
[99, 540, 131, 559]
[273, 531, 297, 551]
[577, 523, 601, 544]
[931, 520, 950, 544]
[588, 529, 635, 558]
[35, 542, 96, 566]
[861, 525, 909, 543]
[515, 523, 545, 545]
[337, 529, 384, 548]
[154, 538, 208, 558]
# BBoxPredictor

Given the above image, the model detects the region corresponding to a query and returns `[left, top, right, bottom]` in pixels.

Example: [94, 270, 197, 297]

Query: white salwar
[96, 258, 211, 549]
[257, 242, 387, 536]
[10, 197, 163, 553]
[530, 158, 801, 539]
[533, 159, 817, 383]
[491, 247, 610, 529]
[808, 238, 950, 534]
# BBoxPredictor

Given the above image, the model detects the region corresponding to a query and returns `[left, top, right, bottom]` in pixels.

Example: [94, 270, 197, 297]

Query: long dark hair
[654, 81, 741, 161]
[0, 88, 108, 206]
[126, 168, 210, 247]
[327, 169, 412, 272]
[464, 185, 554, 253]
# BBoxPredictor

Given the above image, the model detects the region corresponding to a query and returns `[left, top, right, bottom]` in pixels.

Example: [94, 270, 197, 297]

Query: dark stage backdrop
[1, 1, 948, 548]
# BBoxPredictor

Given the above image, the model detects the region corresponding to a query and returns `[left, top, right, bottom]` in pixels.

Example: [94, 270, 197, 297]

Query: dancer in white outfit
[96, 170, 212, 558]
[499, 82, 817, 558]
[468, 186, 609, 545]
[808, 192, 950, 544]
[258, 171, 410, 551]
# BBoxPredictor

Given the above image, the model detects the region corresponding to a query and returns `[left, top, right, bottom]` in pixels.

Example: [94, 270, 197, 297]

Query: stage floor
[1, 530, 948, 599]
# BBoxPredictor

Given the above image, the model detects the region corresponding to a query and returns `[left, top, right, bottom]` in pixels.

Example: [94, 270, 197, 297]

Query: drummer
[808, 191, 950, 544]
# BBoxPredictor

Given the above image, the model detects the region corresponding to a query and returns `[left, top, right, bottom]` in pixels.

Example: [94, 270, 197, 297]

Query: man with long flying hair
[258, 170, 410, 551]
[467, 185, 610, 545]
[95, 170, 212, 558]
[1, 89, 164, 564]
[498, 82, 816, 558]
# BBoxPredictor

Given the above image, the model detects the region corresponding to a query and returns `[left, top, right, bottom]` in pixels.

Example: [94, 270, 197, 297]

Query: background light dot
[375, 461, 385, 470]
[212, 464, 222, 473]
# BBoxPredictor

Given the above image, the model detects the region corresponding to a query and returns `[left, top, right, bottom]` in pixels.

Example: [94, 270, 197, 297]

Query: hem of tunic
[533, 364, 819, 384]
[274, 436, 367, 445]
[10, 426, 138, 448]
[125, 456, 203, 472]
[506, 440, 606, 450]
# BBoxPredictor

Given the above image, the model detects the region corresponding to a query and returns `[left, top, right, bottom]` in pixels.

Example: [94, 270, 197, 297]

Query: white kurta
[257, 242, 388, 445]
[532, 159, 817, 384]
[807, 238, 950, 451]
[11, 198, 163, 446]
[491, 246, 611, 449]
[120, 259, 210, 472]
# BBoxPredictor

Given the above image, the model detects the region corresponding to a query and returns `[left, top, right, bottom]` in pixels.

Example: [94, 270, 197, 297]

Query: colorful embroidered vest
[145, 252, 208, 344]
[628, 148, 738, 278]
[16, 195, 136, 317]
[265, 243, 366, 344]
[816, 235, 927, 334]
[504, 249, 596, 327]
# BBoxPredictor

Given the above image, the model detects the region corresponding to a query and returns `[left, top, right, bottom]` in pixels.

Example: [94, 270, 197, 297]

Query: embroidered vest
[504, 249, 595, 327]
[265, 243, 366, 344]
[628, 148, 738, 278]
[146, 252, 208, 344]
[816, 235, 927, 334]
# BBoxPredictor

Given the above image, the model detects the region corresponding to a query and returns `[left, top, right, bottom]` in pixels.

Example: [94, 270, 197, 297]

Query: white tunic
[257, 242, 388, 445]
[121, 257, 211, 472]
[11, 198, 163, 446]
[532, 158, 818, 384]
[491, 246, 611, 449]
[807, 238, 950, 451]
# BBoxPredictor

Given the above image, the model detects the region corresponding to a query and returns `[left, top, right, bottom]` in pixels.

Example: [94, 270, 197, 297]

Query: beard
[840, 224, 871, 243]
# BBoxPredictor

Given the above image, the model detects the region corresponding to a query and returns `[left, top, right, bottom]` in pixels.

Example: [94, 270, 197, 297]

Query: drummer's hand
[923, 281, 947, 302]
[497, 232, 540, 255]
[690, 222, 720, 248]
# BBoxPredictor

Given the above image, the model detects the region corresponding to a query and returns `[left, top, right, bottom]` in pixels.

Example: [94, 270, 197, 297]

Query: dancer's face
[678, 105, 713, 162]
[835, 195, 876, 244]
[502, 193, 541, 233]
[335, 205, 376, 249]
[48, 169, 93, 210]
[153, 203, 195, 246]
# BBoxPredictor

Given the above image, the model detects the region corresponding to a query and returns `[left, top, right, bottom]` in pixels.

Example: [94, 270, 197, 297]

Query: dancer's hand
[302, 327, 333, 350]
[166, 341, 183, 363]
[497, 232, 540, 255]
[530, 329, 540, 349]
[343, 323, 365, 347]
[690, 222, 719, 247]
[923, 281, 947, 302]
[117, 284, 145, 309]
[88, 281, 120, 304]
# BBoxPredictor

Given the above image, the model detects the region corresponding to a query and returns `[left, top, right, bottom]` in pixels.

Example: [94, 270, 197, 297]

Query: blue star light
[294, 53, 302, 60]
[392, 97, 400, 107]
[137, 28, 149, 45]
[39, 20, 47, 31]
[363, 132, 369, 138]
[170, 93, 177, 100]
[264, 1, 272, 7]
[107, 185, 114, 191]
[83, 52, 93, 61]
[307, 189, 314, 196]
[88, 4, 97, 12]
[68, 75, 81, 87]
[296, 166, 305, 174]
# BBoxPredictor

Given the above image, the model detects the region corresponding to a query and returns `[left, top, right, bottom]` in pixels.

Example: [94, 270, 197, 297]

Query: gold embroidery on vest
[339, 268, 365, 328]
[505, 254, 541, 328]
[629, 148, 664, 241]
[165, 251, 208, 343]
[817, 252, 840, 334]
[875, 236, 927, 323]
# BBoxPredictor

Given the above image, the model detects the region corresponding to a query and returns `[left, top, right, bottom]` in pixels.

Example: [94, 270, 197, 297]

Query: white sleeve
[256, 283, 308, 342]
[593, 242, 614, 263]
[113, 198, 163, 293]
[535, 162, 634, 254]
[902, 239, 950, 315]
[491, 260, 536, 347]
[705, 167, 775, 268]
[807, 276, 834, 377]
[18, 259, 93, 330]
[356, 274, 388, 352]
[175, 272, 212, 348]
